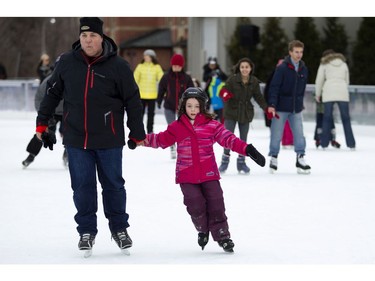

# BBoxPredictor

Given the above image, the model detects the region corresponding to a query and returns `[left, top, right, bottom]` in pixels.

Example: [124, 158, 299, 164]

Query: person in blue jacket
[267, 40, 311, 174]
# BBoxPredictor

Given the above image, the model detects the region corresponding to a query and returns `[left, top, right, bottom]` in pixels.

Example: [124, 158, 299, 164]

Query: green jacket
[223, 74, 267, 123]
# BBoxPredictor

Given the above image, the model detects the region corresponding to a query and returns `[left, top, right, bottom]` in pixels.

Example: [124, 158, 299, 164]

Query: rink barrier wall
[1, 80, 375, 125]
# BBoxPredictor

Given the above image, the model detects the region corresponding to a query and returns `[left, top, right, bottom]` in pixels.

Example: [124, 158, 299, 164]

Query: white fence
[1, 80, 375, 125]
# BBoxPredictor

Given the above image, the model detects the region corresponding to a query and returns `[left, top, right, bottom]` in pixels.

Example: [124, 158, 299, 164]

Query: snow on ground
[0, 111, 375, 280]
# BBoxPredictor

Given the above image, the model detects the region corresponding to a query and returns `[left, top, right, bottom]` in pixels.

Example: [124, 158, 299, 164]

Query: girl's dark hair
[177, 97, 216, 120]
[232, 57, 255, 75]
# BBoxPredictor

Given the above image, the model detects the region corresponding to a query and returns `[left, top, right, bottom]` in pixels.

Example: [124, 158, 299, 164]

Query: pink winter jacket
[145, 113, 248, 184]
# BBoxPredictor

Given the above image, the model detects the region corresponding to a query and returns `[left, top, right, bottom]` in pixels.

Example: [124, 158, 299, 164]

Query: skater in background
[35, 17, 146, 256]
[22, 73, 67, 168]
[134, 49, 164, 133]
[37, 53, 54, 83]
[315, 49, 356, 150]
[267, 40, 311, 174]
[129, 87, 266, 253]
[218, 57, 268, 174]
[263, 59, 294, 149]
[157, 53, 194, 159]
[204, 64, 227, 122]
[313, 95, 341, 149]
[202, 57, 227, 86]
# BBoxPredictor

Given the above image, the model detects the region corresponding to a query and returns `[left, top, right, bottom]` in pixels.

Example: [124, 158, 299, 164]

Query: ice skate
[296, 154, 311, 174]
[237, 156, 250, 174]
[269, 155, 278, 173]
[112, 229, 132, 255]
[218, 154, 230, 173]
[78, 233, 95, 258]
[22, 154, 35, 168]
[218, 238, 234, 253]
[198, 232, 209, 250]
[331, 140, 341, 148]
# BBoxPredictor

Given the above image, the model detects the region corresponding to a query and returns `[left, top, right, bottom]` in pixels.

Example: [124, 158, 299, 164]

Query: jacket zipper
[82, 55, 102, 149]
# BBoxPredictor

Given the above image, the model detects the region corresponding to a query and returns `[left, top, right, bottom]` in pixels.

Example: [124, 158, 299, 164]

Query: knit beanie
[170, 54, 185, 67]
[144, 49, 156, 58]
[79, 17, 103, 37]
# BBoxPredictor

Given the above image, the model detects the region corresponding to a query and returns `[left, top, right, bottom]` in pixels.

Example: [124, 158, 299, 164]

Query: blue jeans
[269, 111, 306, 156]
[66, 146, 129, 236]
[321, 101, 356, 148]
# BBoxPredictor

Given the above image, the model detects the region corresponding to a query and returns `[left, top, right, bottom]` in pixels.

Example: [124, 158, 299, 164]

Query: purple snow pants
[180, 180, 230, 241]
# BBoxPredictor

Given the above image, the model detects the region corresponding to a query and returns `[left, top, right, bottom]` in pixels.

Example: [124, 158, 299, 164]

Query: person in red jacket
[128, 87, 265, 253]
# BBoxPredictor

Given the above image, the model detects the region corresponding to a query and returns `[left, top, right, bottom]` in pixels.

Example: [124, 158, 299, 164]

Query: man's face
[80, 32, 103, 57]
[289, 47, 304, 63]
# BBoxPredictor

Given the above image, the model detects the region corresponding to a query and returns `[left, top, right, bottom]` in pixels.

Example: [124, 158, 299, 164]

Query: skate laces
[270, 156, 278, 166]
[297, 154, 307, 165]
[81, 233, 93, 242]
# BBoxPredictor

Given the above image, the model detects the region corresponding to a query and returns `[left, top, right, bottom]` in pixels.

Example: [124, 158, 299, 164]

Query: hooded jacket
[315, 53, 350, 102]
[157, 69, 194, 111]
[144, 113, 248, 184]
[37, 35, 145, 149]
[268, 56, 308, 113]
[223, 74, 267, 123]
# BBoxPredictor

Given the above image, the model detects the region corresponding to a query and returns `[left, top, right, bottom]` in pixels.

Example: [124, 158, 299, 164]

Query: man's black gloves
[127, 139, 137, 150]
[246, 144, 265, 167]
[41, 130, 56, 150]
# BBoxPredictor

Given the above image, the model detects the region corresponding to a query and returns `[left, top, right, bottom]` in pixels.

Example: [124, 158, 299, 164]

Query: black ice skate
[112, 229, 132, 255]
[218, 238, 235, 253]
[269, 155, 278, 173]
[22, 154, 35, 168]
[237, 156, 250, 174]
[198, 232, 209, 250]
[296, 154, 311, 174]
[78, 233, 95, 258]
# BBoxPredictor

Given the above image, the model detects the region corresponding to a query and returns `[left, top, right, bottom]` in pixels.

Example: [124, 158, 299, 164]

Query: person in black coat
[35, 17, 146, 255]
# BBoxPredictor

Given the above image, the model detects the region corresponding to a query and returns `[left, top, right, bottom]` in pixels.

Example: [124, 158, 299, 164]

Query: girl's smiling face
[185, 98, 200, 120]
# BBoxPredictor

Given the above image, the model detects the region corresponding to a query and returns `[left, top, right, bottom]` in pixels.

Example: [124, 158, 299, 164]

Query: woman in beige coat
[315, 50, 356, 149]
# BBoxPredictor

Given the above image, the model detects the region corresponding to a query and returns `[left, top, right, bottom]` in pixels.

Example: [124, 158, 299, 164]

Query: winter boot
[218, 238, 235, 253]
[78, 233, 96, 250]
[22, 154, 35, 168]
[296, 154, 311, 174]
[170, 144, 176, 159]
[218, 154, 230, 173]
[112, 228, 133, 249]
[331, 140, 341, 148]
[269, 155, 278, 173]
[198, 232, 209, 250]
[237, 155, 250, 174]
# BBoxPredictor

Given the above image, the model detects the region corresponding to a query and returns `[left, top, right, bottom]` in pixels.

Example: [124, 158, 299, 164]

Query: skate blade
[223, 249, 234, 253]
[121, 249, 130, 256]
[297, 168, 311, 175]
[83, 249, 92, 258]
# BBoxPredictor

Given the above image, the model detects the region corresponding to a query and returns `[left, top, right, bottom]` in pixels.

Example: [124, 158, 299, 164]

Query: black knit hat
[79, 17, 103, 37]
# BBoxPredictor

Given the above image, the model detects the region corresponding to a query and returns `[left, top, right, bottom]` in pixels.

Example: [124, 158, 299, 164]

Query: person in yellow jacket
[134, 49, 164, 133]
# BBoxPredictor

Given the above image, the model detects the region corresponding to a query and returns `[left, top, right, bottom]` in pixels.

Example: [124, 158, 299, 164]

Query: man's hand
[266, 107, 280, 120]
[127, 138, 145, 150]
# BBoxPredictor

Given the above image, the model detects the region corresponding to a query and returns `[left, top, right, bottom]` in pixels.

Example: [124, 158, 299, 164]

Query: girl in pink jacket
[129, 87, 265, 253]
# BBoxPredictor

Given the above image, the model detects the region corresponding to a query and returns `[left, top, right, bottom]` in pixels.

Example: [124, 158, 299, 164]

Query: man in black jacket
[36, 17, 146, 256]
